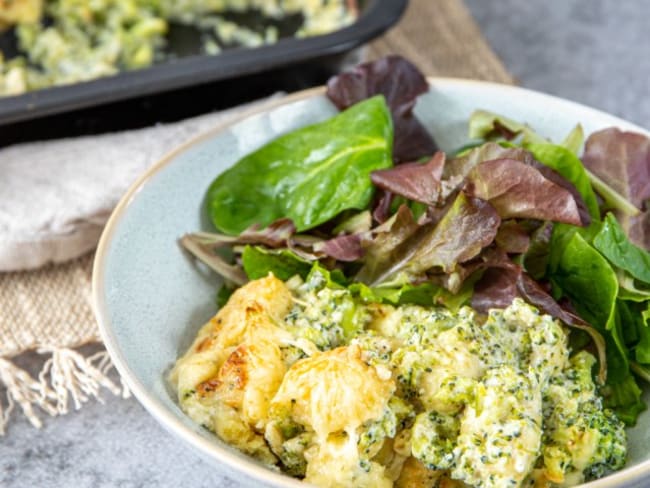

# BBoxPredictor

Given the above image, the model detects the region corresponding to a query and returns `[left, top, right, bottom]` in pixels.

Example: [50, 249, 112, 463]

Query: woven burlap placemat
[0, 0, 513, 433]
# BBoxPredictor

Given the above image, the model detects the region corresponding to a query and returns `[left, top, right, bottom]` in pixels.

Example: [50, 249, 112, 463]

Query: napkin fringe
[0, 346, 129, 435]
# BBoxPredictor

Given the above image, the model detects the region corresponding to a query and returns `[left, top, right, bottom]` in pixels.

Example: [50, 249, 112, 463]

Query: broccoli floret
[283, 275, 369, 350]
[583, 407, 627, 480]
[278, 432, 312, 477]
[542, 351, 627, 484]
[264, 418, 312, 477]
[357, 397, 414, 458]
[411, 411, 459, 470]
[421, 374, 477, 414]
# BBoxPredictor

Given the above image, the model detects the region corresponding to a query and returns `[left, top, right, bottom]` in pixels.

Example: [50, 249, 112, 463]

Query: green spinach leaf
[521, 221, 553, 279]
[550, 231, 629, 381]
[593, 213, 650, 284]
[604, 374, 646, 425]
[551, 231, 618, 329]
[206, 96, 393, 235]
[632, 301, 650, 363]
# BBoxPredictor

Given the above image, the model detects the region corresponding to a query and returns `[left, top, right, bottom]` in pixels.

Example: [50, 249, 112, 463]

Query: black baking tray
[0, 0, 406, 128]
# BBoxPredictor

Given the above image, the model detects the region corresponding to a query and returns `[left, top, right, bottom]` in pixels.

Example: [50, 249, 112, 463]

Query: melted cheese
[172, 278, 626, 488]
[170, 274, 293, 396]
[0, 0, 42, 28]
[304, 434, 393, 488]
[270, 344, 394, 440]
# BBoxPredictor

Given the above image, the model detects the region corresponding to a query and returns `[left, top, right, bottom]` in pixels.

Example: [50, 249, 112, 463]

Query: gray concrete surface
[2, 2, 649, 487]
[466, 0, 650, 129]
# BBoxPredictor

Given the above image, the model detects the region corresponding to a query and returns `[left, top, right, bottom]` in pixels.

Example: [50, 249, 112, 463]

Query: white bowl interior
[94, 80, 650, 488]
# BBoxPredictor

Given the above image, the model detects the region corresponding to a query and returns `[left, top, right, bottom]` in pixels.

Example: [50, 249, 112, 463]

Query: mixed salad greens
[182, 56, 650, 426]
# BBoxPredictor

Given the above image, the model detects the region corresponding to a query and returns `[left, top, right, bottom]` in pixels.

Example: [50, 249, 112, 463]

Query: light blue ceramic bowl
[93, 80, 650, 488]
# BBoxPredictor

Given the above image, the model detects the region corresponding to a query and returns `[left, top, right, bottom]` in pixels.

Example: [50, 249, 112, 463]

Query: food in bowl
[171, 274, 626, 487]
[0, 0, 41, 30]
[0, 0, 357, 96]
[170, 57, 650, 487]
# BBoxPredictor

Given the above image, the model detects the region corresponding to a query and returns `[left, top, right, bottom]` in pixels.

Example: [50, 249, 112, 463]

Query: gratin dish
[0, 0, 405, 126]
[93, 80, 650, 488]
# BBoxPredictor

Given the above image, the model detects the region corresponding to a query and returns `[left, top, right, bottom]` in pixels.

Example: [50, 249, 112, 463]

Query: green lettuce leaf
[618, 299, 640, 346]
[468, 109, 546, 144]
[206, 96, 393, 234]
[350, 282, 439, 307]
[305, 262, 348, 289]
[241, 245, 312, 281]
[560, 124, 585, 155]
[617, 273, 650, 302]
[350, 279, 474, 311]
[468, 109, 584, 156]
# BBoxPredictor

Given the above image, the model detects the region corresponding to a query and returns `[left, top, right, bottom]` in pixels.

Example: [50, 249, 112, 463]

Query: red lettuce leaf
[529, 161, 592, 227]
[448, 143, 591, 225]
[495, 221, 531, 254]
[630, 211, 650, 250]
[472, 266, 519, 311]
[237, 218, 297, 247]
[356, 193, 500, 285]
[522, 221, 554, 279]
[180, 235, 248, 286]
[582, 128, 650, 249]
[313, 233, 366, 262]
[372, 190, 394, 224]
[464, 158, 583, 225]
[179, 219, 298, 285]
[583, 128, 650, 208]
[406, 194, 500, 273]
[468, 248, 521, 310]
[371, 151, 445, 206]
[445, 143, 534, 180]
[326, 55, 437, 162]
[356, 205, 421, 284]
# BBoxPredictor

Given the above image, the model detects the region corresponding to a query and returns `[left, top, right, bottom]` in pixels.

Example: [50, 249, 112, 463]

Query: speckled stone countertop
[2, 1, 649, 487]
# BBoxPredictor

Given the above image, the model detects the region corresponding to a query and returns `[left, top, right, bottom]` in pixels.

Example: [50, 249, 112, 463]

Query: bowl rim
[92, 78, 650, 488]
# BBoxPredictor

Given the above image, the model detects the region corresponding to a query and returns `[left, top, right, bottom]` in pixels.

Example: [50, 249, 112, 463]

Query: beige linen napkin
[0, 0, 513, 433]
[0, 98, 284, 432]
